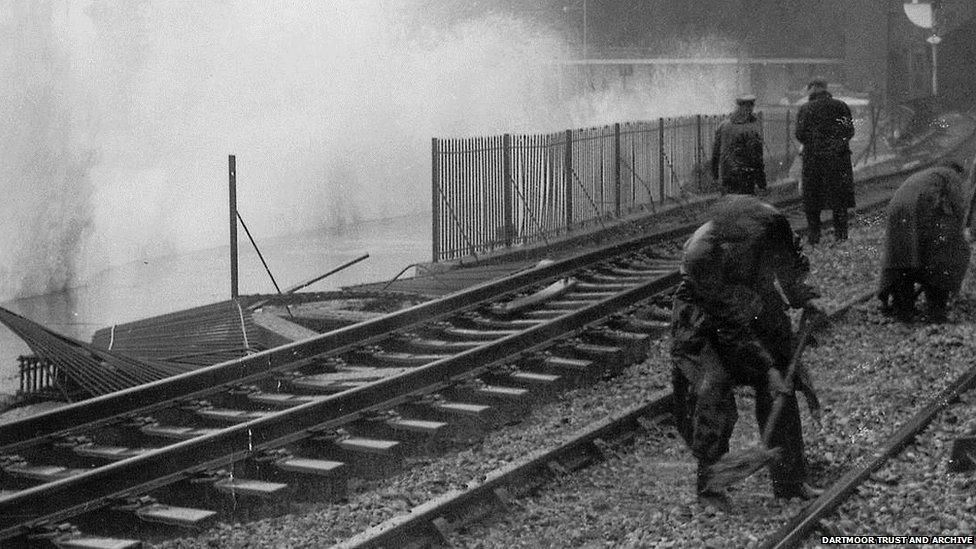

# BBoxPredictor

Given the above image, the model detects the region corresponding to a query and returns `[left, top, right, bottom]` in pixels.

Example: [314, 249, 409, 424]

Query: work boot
[773, 482, 823, 501]
[696, 462, 732, 513]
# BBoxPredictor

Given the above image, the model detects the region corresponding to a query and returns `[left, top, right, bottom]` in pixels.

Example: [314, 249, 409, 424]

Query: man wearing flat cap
[711, 94, 767, 196]
[795, 78, 856, 245]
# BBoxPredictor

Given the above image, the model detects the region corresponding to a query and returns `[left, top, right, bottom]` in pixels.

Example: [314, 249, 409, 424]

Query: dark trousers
[882, 269, 949, 319]
[805, 207, 848, 244]
[672, 360, 807, 493]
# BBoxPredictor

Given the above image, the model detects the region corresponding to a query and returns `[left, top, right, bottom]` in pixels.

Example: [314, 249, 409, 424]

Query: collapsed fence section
[431, 105, 875, 263]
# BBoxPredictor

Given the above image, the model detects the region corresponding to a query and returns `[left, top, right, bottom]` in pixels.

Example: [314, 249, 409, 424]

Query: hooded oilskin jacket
[671, 196, 813, 383]
[879, 166, 973, 296]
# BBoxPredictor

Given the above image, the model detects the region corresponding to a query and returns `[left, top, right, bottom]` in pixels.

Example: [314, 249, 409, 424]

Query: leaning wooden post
[228, 154, 239, 299]
[564, 129, 573, 231]
[502, 133, 514, 247]
[431, 138, 441, 263]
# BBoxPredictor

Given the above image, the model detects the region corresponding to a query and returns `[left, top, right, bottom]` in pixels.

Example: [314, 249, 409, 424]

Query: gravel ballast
[156, 212, 976, 548]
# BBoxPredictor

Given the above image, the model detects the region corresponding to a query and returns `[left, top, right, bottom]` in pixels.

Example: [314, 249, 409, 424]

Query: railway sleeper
[584, 327, 652, 365]
[544, 298, 603, 310]
[240, 452, 348, 502]
[392, 335, 484, 353]
[611, 315, 670, 334]
[437, 326, 520, 341]
[160, 472, 295, 523]
[482, 366, 565, 398]
[574, 281, 638, 293]
[398, 398, 499, 440]
[17, 521, 141, 549]
[551, 341, 625, 376]
[448, 380, 530, 410]
[303, 432, 405, 479]
[463, 314, 541, 330]
[523, 355, 601, 384]
[56, 497, 217, 546]
[520, 309, 567, 320]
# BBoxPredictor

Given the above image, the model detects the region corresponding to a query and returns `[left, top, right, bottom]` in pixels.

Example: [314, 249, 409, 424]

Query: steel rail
[762, 361, 976, 549]
[0, 227, 689, 452]
[0, 271, 681, 540]
[336, 289, 877, 549]
[0, 161, 946, 452]
[1, 125, 970, 462]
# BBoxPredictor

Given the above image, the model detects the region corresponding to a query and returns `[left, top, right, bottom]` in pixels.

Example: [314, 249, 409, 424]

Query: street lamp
[903, 0, 940, 96]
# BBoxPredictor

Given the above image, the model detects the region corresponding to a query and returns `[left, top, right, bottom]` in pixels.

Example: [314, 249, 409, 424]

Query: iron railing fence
[432, 104, 874, 262]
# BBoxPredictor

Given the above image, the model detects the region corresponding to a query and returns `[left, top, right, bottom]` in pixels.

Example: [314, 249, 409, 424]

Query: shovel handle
[761, 307, 820, 447]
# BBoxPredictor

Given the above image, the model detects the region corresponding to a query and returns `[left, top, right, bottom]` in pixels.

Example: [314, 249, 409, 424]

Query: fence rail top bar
[556, 57, 844, 66]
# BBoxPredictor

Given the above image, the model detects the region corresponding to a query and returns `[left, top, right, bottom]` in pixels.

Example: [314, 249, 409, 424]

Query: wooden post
[431, 138, 441, 263]
[564, 129, 573, 231]
[658, 118, 666, 203]
[613, 123, 621, 218]
[228, 155, 239, 299]
[502, 133, 513, 247]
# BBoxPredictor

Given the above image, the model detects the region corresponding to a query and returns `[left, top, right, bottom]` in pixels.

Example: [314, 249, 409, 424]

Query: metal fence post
[564, 129, 573, 230]
[431, 138, 441, 263]
[228, 154, 238, 299]
[695, 115, 703, 191]
[658, 118, 666, 203]
[503, 133, 513, 247]
[613, 123, 621, 218]
[786, 109, 792, 160]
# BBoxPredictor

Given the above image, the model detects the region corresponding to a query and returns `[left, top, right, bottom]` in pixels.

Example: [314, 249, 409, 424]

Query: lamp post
[903, 0, 940, 96]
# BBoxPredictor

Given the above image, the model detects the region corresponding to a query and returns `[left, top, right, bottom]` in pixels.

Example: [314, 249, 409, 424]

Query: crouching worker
[878, 161, 973, 322]
[670, 195, 821, 510]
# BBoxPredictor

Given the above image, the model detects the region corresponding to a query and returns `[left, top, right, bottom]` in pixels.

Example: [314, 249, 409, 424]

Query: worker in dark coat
[795, 78, 856, 245]
[878, 161, 973, 322]
[711, 95, 767, 195]
[670, 195, 821, 509]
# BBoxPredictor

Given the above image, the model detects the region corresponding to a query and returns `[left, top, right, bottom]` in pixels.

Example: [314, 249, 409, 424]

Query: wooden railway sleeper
[585, 326, 652, 365]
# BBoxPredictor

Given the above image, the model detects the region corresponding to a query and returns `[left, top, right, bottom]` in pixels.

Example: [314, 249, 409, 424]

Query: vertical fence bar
[658, 118, 666, 203]
[431, 138, 440, 262]
[503, 133, 513, 248]
[695, 115, 703, 191]
[564, 129, 573, 230]
[228, 155, 238, 299]
[613, 123, 621, 218]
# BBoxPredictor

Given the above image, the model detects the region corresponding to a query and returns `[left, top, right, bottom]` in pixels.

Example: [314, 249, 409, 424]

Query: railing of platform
[431, 104, 872, 262]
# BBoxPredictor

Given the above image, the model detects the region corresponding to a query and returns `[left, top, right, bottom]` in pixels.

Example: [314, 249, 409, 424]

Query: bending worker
[711, 94, 767, 195]
[670, 195, 821, 509]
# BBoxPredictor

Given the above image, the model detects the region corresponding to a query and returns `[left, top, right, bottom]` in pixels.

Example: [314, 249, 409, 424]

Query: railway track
[0, 220, 697, 547]
[0, 134, 970, 547]
[335, 289, 877, 549]
[340, 284, 976, 549]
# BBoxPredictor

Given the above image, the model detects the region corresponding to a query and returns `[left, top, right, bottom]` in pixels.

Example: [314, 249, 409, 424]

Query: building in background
[535, 0, 975, 109]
